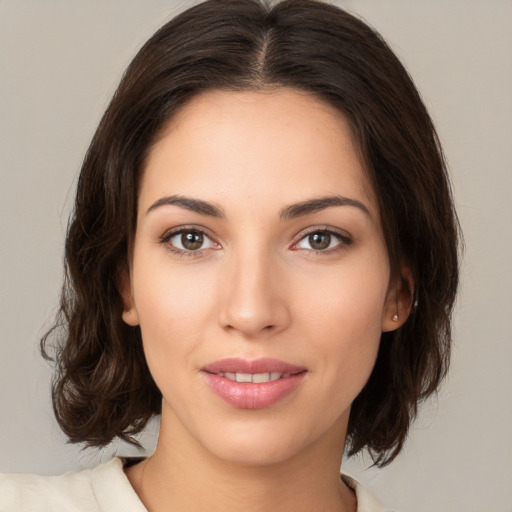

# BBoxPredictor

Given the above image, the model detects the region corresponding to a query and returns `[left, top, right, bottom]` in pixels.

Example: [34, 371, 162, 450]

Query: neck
[126, 407, 356, 512]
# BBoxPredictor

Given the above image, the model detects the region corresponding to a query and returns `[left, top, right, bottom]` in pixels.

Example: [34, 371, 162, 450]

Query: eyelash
[291, 227, 352, 254]
[158, 226, 352, 257]
[159, 226, 219, 258]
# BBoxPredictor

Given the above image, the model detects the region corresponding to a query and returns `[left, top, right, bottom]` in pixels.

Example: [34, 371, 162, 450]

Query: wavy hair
[42, 0, 460, 466]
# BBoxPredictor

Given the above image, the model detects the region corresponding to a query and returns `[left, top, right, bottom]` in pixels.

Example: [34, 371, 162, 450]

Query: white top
[0, 457, 387, 511]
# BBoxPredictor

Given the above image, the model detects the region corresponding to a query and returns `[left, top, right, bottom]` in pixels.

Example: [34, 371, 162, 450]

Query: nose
[218, 248, 291, 339]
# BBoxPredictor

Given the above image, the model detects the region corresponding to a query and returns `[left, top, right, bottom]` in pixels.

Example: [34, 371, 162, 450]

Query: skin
[122, 88, 410, 512]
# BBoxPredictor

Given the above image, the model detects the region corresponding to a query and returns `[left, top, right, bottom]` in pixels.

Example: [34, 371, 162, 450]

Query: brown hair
[42, 0, 460, 466]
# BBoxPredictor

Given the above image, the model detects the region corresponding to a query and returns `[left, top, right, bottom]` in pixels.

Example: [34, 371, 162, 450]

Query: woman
[0, 0, 459, 510]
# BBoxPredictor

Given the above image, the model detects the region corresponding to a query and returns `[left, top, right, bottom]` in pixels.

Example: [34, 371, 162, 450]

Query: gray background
[1, 1, 511, 511]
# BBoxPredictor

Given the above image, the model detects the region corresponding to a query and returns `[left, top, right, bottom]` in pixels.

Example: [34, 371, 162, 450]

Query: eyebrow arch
[146, 195, 225, 218]
[146, 194, 371, 220]
[280, 195, 371, 220]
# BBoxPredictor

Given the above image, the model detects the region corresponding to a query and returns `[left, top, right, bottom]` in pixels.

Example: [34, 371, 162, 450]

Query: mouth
[208, 371, 298, 383]
[201, 358, 308, 409]
[201, 357, 307, 375]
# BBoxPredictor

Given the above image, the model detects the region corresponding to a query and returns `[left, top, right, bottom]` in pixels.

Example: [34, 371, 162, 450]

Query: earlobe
[118, 266, 140, 327]
[122, 308, 139, 326]
[382, 266, 414, 332]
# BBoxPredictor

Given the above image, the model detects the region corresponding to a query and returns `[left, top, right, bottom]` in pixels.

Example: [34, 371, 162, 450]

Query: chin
[209, 436, 300, 467]
[197, 416, 328, 468]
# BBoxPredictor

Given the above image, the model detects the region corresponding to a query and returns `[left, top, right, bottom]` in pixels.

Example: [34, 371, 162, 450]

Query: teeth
[219, 372, 285, 383]
[252, 372, 270, 383]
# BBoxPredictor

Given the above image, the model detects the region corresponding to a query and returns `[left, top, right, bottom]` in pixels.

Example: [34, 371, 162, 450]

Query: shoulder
[342, 473, 391, 512]
[0, 466, 99, 512]
[0, 457, 147, 512]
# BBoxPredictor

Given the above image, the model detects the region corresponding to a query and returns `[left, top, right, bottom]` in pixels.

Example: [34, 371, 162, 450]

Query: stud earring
[392, 313, 399, 322]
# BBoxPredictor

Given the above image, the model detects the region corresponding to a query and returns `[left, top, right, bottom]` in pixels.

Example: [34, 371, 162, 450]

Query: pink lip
[202, 357, 306, 375]
[201, 358, 307, 410]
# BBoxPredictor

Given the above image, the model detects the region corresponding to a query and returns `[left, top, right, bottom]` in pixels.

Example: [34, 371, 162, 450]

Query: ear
[118, 265, 139, 327]
[382, 266, 414, 332]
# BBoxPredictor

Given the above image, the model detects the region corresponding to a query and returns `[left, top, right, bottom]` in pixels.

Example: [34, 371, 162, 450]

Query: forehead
[140, 88, 377, 219]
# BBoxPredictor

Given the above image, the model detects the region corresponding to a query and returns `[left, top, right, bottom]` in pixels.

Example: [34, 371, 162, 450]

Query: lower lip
[202, 372, 307, 409]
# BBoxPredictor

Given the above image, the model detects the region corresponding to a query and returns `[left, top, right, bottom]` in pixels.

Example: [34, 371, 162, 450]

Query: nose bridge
[219, 240, 288, 337]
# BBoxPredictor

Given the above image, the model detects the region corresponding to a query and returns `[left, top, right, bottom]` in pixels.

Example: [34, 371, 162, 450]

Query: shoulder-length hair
[42, 0, 460, 466]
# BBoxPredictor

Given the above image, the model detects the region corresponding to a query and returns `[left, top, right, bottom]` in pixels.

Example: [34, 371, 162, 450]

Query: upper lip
[202, 358, 307, 375]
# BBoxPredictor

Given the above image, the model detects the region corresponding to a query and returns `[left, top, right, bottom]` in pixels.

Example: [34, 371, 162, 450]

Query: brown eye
[165, 229, 217, 253]
[309, 232, 331, 250]
[295, 229, 350, 253]
[181, 231, 204, 250]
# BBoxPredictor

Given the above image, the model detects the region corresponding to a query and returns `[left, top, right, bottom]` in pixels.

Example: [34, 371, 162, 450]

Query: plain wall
[0, 1, 511, 511]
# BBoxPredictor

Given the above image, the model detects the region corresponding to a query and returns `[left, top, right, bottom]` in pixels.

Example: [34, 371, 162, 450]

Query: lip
[201, 358, 307, 410]
[202, 357, 307, 375]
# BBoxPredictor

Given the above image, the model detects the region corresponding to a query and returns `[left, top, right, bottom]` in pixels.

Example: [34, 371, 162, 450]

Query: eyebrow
[146, 194, 371, 220]
[146, 195, 225, 217]
[279, 195, 371, 220]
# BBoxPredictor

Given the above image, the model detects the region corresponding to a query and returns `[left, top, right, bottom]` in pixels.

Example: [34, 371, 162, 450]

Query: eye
[161, 228, 218, 254]
[294, 229, 350, 252]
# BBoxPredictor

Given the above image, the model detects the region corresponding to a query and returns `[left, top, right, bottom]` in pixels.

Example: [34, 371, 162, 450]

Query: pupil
[182, 231, 203, 250]
[310, 232, 330, 250]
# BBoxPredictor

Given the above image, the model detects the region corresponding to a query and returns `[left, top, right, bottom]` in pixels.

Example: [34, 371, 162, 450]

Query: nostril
[224, 323, 275, 331]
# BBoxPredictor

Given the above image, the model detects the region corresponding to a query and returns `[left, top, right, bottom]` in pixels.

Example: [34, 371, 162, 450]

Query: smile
[201, 358, 307, 409]
[213, 372, 291, 383]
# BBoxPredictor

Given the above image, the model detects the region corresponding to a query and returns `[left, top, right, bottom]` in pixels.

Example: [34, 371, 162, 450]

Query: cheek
[131, 259, 217, 374]
[297, 254, 389, 336]
[295, 257, 389, 388]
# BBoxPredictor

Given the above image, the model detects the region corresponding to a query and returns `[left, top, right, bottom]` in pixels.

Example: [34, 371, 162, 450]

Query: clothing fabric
[0, 457, 387, 511]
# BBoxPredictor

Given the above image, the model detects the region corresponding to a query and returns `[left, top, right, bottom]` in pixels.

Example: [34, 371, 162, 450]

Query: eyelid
[159, 225, 221, 256]
[290, 226, 352, 252]
[158, 224, 351, 256]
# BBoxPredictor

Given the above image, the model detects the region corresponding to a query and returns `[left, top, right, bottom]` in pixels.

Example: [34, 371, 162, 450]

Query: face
[123, 88, 404, 466]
